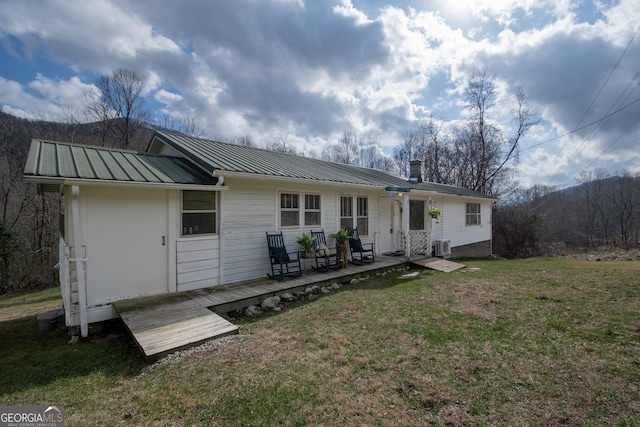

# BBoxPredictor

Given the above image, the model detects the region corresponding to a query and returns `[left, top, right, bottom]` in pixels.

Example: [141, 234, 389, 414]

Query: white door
[378, 196, 394, 254]
[85, 187, 169, 305]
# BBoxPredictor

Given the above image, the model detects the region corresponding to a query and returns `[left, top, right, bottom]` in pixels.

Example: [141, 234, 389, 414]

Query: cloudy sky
[0, 0, 638, 189]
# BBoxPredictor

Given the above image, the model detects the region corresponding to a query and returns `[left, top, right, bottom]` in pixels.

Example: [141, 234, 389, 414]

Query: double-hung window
[340, 196, 368, 235]
[182, 191, 217, 236]
[280, 192, 321, 228]
[466, 203, 481, 226]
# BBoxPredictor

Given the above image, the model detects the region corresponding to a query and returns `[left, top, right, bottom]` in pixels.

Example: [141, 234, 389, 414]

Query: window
[280, 193, 299, 227]
[280, 192, 321, 228]
[466, 203, 481, 226]
[357, 197, 368, 235]
[410, 200, 425, 230]
[340, 196, 369, 235]
[182, 191, 217, 236]
[304, 194, 321, 226]
[340, 196, 353, 230]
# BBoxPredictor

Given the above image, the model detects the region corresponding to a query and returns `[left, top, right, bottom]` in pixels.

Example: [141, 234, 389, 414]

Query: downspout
[70, 185, 88, 337]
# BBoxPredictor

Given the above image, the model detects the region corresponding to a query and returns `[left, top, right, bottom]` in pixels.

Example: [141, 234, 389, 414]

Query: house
[23, 131, 496, 336]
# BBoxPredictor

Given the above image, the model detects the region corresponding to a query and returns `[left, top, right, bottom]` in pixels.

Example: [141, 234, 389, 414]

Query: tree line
[493, 170, 640, 258]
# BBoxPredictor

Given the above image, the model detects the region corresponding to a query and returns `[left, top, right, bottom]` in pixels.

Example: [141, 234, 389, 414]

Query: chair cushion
[272, 247, 290, 263]
[317, 243, 329, 257]
[349, 238, 363, 252]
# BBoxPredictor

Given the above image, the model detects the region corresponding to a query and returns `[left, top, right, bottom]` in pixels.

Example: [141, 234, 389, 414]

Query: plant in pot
[296, 232, 316, 258]
[429, 207, 441, 223]
[330, 228, 350, 266]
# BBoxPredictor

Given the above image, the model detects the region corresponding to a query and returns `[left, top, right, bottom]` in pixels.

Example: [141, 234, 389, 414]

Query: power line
[520, 96, 640, 152]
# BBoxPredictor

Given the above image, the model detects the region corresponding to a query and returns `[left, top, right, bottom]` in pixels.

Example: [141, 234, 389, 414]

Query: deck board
[113, 295, 238, 358]
[113, 255, 406, 357]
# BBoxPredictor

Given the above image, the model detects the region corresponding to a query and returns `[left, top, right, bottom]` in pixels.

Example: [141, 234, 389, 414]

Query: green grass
[1, 257, 640, 426]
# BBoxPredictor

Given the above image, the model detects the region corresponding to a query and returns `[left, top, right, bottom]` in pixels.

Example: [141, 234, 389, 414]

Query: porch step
[113, 293, 238, 358]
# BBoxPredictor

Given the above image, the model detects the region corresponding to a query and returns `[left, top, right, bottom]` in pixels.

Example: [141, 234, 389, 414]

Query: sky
[0, 0, 639, 189]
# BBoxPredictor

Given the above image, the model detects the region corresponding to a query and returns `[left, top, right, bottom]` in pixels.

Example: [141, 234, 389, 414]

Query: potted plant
[330, 228, 350, 266]
[296, 232, 316, 258]
[429, 207, 441, 223]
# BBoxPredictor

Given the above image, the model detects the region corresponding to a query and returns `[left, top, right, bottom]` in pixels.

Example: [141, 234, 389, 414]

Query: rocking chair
[266, 232, 302, 280]
[348, 228, 375, 265]
[310, 229, 341, 272]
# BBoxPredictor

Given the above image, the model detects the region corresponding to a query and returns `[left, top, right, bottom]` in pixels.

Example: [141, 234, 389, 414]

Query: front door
[378, 196, 394, 254]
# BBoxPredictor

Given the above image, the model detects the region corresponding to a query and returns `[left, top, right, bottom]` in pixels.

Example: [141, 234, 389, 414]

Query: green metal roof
[152, 131, 412, 187]
[151, 131, 495, 199]
[414, 182, 497, 200]
[23, 139, 216, 187]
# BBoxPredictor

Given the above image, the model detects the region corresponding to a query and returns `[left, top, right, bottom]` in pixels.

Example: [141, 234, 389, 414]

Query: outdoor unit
[435, 239, 451, 257]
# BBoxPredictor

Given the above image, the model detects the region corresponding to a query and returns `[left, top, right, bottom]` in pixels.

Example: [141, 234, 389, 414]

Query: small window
[182, 191, 217, 236]
[466, 203, 481, 226]
[280, 193, 299, 227]
[304, 194, 321, 226]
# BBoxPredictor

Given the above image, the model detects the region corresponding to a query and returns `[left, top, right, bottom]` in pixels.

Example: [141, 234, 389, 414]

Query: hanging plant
[429, 207, 441, 223]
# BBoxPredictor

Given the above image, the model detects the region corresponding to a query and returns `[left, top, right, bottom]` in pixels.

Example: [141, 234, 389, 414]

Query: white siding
[431, 196, 492, 247]
[177, 236, 220, 291]
[219, 178, 380, 284]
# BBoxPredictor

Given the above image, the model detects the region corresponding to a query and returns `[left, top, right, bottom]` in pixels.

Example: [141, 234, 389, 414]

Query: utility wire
[520, 96, 640, 152]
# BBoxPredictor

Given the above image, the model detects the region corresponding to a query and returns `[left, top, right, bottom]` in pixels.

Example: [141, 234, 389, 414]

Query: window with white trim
[339, 196, 369, 235]
[340, 196, 353, 230]
[280, 193, 299, 227]
[356, 197, 368, 235]
[280, 192, 322, 228]
[182, 191, 217, 236]
[466, 203, 481, 226]
[304, 194, 321, 226]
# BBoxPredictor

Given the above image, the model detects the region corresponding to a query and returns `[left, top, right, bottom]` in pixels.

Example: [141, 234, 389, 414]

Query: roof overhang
[385, 186, 411, 193]
[23, 175, 228, 192]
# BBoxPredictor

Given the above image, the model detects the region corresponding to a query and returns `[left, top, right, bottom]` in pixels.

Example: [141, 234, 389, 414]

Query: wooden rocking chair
[348, 228, 375, 265]
[310, 229, 341, 272]
[266, 232, 302, 280]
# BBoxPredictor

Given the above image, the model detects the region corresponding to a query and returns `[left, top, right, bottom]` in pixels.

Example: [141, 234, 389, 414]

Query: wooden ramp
[113, 293, 238, 358]
[410, 257, 466, 272]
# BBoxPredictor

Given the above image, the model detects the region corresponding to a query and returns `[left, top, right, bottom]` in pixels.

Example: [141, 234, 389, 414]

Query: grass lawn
[1, 257, 639, 426]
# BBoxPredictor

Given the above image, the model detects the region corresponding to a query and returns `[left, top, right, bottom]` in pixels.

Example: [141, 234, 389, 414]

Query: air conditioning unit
[435, 239, 451, 257]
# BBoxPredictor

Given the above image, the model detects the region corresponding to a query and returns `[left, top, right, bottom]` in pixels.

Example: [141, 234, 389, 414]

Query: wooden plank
[411, 257, 466, 272]
[114, 295, 238, 357]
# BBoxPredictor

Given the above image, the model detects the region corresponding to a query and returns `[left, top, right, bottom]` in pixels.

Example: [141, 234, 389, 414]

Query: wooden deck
[113, 255, 406, 358]
[113, 294, 239, 358]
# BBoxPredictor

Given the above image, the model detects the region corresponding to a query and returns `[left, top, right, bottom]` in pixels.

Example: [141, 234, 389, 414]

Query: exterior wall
[177, 236, 220, 291]
[219, 177, 382, 284]
[430, 196, 493, 250]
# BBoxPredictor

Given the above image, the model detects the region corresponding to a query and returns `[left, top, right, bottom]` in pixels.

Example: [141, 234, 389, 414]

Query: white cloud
[0, 0, 638, 188]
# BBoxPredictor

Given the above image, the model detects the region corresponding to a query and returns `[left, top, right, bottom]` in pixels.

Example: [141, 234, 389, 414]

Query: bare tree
[323, 131, 360, 164]
[87, 68, 150, 149]
[265, 133, 297, 155]
[462, 70, 539, 196]
[393, 129, 425, 177]
[155, 115, 204, 137]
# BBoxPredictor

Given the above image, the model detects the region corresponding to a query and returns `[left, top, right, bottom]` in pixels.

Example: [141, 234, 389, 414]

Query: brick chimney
[409, 160, 422, 183]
